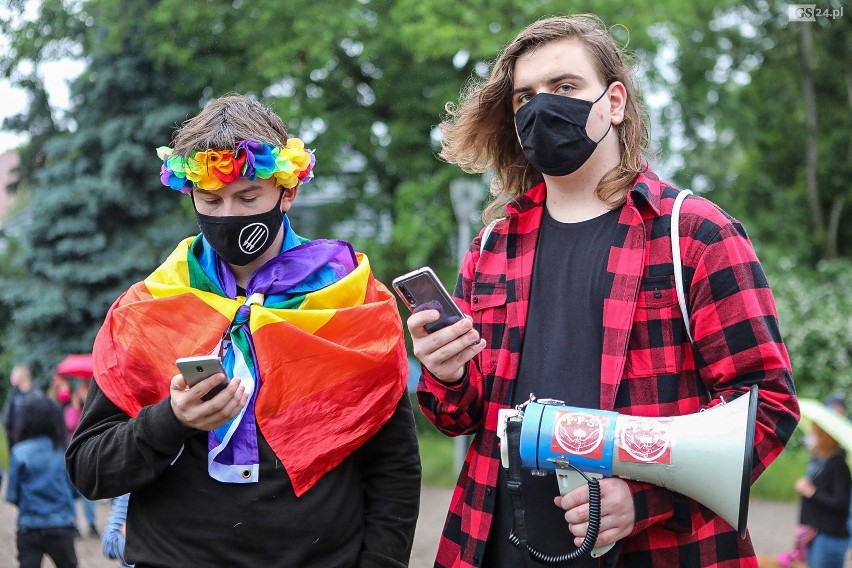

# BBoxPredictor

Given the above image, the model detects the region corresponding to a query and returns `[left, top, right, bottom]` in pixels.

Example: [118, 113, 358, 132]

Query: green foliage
[0, 0, 87, 77]
[751, 434, 810, 502]
[765, 257, 852, 397]
[389, 172, 463, 276]
[1, 80, 60, 193]
[418, 431, 457, 487]
[664, 0, 850, 263]
[0, 46, 198, 376]
[90, 0, 678, 286]
[0, 0, 848, 412]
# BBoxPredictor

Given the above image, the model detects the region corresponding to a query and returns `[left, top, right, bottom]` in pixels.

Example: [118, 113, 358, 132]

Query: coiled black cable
[509, 464, 602, 566]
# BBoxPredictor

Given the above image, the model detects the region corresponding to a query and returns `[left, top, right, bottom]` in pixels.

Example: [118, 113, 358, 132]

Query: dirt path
[0, 484, 797, 567]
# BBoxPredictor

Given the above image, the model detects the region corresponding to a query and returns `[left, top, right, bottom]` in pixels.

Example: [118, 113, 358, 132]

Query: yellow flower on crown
[274, 138, 315, 189]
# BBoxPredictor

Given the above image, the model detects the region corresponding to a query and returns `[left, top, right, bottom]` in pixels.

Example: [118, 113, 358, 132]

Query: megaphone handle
[505, 418, 604, 565]
[556, 469, 616, 558]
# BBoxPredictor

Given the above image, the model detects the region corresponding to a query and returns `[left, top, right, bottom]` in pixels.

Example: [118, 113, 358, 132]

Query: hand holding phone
[392, 267, 464, 333]
[175, 356, 230, 402]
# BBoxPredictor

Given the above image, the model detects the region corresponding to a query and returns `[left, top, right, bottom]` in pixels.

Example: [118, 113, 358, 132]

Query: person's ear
[281, 186, 299, 213]
[607, 81, 627, 126]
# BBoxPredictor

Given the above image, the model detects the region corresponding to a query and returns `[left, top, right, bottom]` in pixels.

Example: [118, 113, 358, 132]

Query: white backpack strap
[672, 190, 693, 344]
[480, 218, 503, 255]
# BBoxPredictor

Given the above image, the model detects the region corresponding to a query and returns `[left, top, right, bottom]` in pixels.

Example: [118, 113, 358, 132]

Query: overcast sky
[0, 57, 84, 154]
[0, 81, 32, 153]
[0, 0, 84, 154]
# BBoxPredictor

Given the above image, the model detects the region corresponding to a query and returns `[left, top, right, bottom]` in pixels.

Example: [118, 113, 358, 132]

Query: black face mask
[514, 88, 612, 176]
[194, 192, 284, 266]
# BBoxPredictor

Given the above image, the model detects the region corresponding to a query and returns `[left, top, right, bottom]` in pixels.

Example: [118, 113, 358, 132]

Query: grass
[411, 394, 460, 487]
[751, 444, 809, 502]
[0, 426, 7, 472]
[418, 433, 458, 487]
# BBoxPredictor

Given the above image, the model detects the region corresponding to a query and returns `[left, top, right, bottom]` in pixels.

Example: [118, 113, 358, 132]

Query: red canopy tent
[56, 353, 94, 379]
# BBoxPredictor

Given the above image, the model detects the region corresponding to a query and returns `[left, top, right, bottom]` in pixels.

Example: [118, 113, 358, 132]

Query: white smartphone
[392, 266, 464, 333]
[175, 355, 229, 401]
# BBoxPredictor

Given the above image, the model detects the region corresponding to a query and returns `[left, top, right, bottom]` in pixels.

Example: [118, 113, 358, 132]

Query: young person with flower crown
[407, 14, 798, 568]
[66, 94, 421, 567]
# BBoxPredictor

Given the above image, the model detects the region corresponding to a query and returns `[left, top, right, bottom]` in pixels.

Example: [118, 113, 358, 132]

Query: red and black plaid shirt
[418, 169, 798, 568]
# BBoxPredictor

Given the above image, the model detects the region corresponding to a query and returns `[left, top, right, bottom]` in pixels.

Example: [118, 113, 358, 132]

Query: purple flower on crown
[235, 140, 260, 180]
[160, 164, 192, 193]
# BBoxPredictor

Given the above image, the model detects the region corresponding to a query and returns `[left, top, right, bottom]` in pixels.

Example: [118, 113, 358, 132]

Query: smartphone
[175, 356, 229, 402]
[392, 267, 464, 333]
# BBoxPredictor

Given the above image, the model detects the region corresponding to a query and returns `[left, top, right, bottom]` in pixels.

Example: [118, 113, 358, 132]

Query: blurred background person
[46, 375, 73, 410]
[5, 396, 78, 568]
[790, 421, 851, 568]
[2, 365, 44, 450]
[823, 393, 852, 567]
[63, 381, 89, 436]
[825, 394, 848, 418]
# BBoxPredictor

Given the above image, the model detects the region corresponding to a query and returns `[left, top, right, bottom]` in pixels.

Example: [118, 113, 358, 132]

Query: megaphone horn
[498, 385, 759, 559]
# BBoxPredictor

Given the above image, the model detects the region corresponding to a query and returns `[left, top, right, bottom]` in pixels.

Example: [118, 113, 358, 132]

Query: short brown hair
[439, 14, 649, 223]
[171, 94, 289, 156]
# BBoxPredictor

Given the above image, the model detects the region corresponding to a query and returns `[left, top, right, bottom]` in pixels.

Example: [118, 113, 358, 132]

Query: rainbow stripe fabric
[92, 224, 407, 496]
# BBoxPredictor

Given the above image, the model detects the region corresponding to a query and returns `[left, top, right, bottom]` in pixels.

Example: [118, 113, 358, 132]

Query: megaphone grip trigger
[508, 476, 602, 566]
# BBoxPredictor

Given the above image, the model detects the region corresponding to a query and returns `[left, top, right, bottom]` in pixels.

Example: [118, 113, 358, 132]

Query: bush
[766, 258, 852, 399]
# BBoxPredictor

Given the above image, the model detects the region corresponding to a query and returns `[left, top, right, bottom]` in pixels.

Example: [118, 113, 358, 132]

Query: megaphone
[497, 385, 758, 562]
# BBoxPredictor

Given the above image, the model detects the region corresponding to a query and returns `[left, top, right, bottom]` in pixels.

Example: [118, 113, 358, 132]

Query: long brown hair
[440, 14, 649, 223]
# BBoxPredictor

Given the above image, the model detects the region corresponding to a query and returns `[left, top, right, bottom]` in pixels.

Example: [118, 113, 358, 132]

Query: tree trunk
[826, 195, 844, 260]
[832, 70, 852, 260]
[799, 23, 824, 255]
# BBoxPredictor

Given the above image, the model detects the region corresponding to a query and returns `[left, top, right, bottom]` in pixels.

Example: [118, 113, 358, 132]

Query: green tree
[653, 1, 851, 397]
[98, 0, 680, 283]
[0, 0, 667, 374]
[0, 24, 198, 375]
[661, 0, 850, 264]
[2, 0, 847, 396]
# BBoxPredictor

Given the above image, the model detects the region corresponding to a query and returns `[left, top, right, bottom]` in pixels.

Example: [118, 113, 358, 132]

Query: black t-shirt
[485, 205, 621, 567]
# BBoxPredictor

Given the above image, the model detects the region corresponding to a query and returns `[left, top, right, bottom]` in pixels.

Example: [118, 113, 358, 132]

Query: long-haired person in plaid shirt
[407, 14, 799, 568]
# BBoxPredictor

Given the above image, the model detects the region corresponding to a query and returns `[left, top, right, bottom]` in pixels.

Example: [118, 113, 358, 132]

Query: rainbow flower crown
[157, 138, 315, 193]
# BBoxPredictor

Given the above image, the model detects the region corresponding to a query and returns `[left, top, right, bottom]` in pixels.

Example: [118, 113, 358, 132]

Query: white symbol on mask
[239, 223, 269, 254]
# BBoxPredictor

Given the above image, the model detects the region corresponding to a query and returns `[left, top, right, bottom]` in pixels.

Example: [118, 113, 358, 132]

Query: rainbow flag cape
[92, 225, 407, 496]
